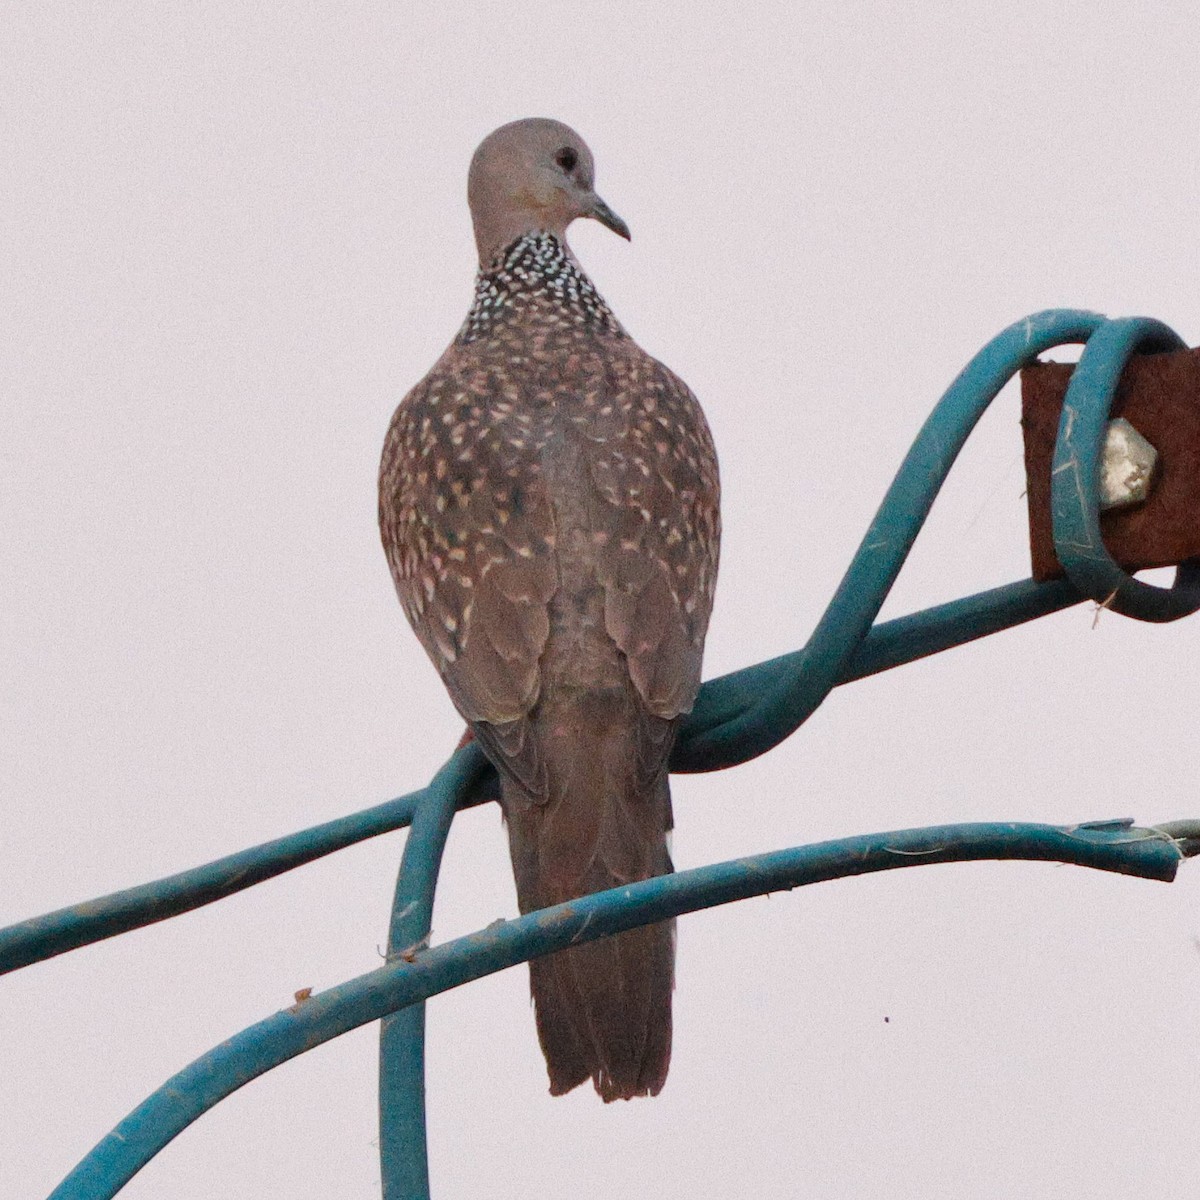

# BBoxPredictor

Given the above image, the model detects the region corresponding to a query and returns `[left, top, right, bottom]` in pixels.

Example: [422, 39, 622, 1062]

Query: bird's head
[467, 118, 630, 267]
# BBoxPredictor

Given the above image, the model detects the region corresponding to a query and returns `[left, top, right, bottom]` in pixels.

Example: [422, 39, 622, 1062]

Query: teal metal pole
[5, 309, 1197, 1200]
[378, 745, 484, 1200]
[47, 818, 1187, 1200]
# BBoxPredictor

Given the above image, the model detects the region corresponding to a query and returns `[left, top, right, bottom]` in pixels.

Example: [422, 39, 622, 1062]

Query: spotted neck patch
[458, 232, 622, 342]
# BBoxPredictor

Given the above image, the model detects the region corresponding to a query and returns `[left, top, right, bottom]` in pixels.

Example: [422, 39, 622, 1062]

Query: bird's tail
[528, 891, 674, 1101]
[496, 700, 675, 1101]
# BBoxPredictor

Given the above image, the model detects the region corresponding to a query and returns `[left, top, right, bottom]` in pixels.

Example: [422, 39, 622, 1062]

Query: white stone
[1100, 418, 1158, 511]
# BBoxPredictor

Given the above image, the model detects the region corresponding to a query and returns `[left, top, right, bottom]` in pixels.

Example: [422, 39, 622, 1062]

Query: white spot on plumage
[458, 233, 621, 342]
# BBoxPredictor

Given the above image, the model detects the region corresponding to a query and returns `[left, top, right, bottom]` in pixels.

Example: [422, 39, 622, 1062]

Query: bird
[379, 118, 720, 1101]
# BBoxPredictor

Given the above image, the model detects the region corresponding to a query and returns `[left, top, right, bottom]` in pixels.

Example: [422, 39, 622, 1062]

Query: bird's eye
[554, 148, 578, 173]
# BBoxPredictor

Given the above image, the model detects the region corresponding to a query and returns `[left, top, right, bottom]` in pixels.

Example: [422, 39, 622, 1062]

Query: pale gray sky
[4, 4, 1199, 1198]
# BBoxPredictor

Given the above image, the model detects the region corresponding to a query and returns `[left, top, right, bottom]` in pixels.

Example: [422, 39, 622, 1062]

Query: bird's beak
[588, 194, 631, 241]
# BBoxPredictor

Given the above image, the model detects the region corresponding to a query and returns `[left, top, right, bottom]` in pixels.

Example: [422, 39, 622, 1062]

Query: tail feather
[494, 695, 676, 1102]
[532, 918, 673, 1100]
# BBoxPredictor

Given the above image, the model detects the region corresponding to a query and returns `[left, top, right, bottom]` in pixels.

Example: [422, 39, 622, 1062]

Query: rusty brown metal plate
[1021, 346, 1200, 580]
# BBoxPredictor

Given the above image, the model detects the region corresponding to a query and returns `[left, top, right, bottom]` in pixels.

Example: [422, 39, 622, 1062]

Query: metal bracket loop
[1050, 316, 1200, 622]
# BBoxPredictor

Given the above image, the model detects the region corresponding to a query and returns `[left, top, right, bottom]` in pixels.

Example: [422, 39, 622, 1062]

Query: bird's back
[380, 230, 719, 1099]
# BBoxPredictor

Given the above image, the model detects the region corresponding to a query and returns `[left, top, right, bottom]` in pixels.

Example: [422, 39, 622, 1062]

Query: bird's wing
[585, 352, 721, 720]
[379, 361, 558, 731]
[379, 346, 719, 771]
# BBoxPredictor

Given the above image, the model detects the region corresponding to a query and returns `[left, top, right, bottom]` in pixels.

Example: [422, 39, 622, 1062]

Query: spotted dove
[379, 118, 720, 1101]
